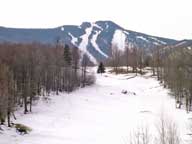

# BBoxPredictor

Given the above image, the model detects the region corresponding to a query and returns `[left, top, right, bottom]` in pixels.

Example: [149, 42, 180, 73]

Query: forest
[0, 42, 95, 127]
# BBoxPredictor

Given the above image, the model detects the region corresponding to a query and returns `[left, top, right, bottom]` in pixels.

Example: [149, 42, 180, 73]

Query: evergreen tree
[97, 62, 105, 74]
[63, 44, 72, 92]
[63, 44, 72, 67]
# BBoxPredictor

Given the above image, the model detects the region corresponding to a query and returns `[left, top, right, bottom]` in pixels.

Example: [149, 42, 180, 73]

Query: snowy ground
[0, 68, 192, 144]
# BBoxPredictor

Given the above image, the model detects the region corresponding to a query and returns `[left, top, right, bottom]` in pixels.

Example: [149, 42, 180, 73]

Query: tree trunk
[7, 111, 11, 127]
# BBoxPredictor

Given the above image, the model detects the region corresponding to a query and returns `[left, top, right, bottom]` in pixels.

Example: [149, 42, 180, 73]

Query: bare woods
[0, 42, 95, 127]
[151, 46, 192, 112]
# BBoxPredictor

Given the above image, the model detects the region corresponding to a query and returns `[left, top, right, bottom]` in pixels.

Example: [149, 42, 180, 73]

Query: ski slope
[0, 68, 191, 144]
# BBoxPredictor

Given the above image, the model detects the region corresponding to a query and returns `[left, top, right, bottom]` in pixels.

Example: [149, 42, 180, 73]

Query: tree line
[151, 45, 192, 112]
[0, 42, 95, 127]
[105, 42, 148, 75]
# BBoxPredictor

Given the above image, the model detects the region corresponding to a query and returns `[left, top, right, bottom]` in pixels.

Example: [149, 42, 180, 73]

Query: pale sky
[0, 0, 192, 40]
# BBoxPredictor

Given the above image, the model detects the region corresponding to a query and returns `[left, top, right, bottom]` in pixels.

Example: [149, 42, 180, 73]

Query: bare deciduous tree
[0, 42, 95, 127]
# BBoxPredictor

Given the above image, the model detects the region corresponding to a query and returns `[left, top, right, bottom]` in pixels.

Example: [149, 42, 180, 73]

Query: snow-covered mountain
[0, 21, 179, 64]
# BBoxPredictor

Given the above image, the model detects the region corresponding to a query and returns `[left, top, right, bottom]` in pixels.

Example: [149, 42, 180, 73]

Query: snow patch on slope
[149, 37, 167, 45]
[91, 30, 108, 58]
[175, 41, 187, 47]
[137, 36, 148, 42]
[61, 27, 64, 31]
[93, 23, 103, 31]
[68, 33, 78, 46]
[123, 31, 130, 35]
[153, 42, 160, 45]
[79, 25, 97, 64]
[105, 22, 109, 29]
[112, 30, 126, 51]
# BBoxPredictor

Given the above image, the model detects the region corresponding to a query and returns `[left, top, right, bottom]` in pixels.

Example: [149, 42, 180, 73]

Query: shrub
[84, 74, 96, 86]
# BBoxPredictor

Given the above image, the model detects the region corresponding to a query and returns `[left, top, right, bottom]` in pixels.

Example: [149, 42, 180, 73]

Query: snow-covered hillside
[0, 68, 191, 144]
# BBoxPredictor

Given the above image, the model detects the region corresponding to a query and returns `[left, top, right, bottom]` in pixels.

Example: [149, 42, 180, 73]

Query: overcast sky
[0, 0, 191, 40]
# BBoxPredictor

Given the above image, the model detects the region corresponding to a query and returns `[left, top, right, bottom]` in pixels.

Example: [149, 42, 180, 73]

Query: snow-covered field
[0, 69, 192, 144]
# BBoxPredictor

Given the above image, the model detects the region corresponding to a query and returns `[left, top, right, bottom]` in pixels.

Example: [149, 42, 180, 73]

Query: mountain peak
[0, 21, 180, 64]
